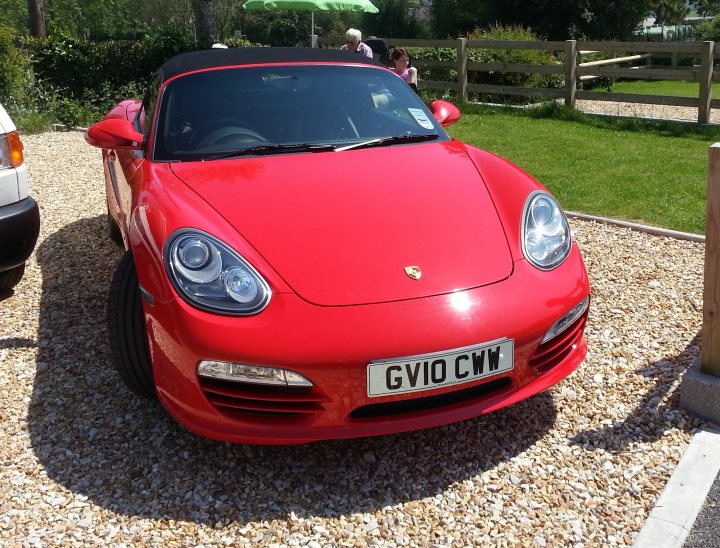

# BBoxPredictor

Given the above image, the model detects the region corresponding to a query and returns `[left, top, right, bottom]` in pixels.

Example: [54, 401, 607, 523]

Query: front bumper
[0, 196, 40, 272]
[144, 251, 590, 444]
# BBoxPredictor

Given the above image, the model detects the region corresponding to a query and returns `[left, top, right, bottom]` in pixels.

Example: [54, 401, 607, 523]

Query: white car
[0, 103, 39, 292]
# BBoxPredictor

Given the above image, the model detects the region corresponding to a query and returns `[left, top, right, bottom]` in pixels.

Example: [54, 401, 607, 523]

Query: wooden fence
[372, 38, 720, 124]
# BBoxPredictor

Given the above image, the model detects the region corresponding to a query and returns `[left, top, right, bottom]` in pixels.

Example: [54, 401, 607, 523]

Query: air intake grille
[350, 377, 512, 419]
[200, 377, 327, 420]
[529, 316, 586, 375]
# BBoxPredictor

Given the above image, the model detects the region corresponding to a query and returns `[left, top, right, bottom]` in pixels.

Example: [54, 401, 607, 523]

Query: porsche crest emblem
[404, 266, 422, 280]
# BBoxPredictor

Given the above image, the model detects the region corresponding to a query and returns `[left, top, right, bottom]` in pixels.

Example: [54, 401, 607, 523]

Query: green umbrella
[242, 0, 379, 47]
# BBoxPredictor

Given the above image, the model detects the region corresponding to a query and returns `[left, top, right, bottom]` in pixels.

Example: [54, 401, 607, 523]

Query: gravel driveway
[575, 99, 720, 124]
[0, 131, 708, 546]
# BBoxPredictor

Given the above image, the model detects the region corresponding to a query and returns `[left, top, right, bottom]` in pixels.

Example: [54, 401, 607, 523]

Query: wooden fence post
[457, 37, 467, 102]
[671, 48, 678, 70]
[701, 143, 720, 377]
[565, 40, 577, 108]
[699, 41, 714, 124]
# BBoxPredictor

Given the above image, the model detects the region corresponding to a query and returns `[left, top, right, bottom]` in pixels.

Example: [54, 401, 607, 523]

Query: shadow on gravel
[0, 337, 36, 349]
[28, 215, 557, 525]
[570, 334, 702, 452]
[0, 288, 15, 301]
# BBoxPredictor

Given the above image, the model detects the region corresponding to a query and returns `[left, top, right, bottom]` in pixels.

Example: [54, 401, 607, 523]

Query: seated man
[340, 28, 373, 59]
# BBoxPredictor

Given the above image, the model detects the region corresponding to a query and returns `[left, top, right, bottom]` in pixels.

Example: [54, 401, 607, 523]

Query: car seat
[365, 37, 390, 66]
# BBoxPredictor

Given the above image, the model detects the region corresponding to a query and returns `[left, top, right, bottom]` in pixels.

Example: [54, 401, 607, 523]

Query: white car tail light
[0, 130, 24, 169]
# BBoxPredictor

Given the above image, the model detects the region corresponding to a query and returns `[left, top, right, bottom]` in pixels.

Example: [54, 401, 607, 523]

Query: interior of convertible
[153, 64, 446, 161]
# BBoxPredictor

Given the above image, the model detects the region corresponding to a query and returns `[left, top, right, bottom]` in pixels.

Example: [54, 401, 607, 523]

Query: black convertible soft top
[155, 47, 387, 83]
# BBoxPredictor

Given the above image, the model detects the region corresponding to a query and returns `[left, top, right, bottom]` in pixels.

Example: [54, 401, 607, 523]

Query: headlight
[521, 191, 572, 270]
[164, 229, 271, 315]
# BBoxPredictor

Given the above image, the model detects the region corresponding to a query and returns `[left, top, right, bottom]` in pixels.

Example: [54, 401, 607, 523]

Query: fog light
[541, 296, 589, 344]
[198, 361, 313, 387]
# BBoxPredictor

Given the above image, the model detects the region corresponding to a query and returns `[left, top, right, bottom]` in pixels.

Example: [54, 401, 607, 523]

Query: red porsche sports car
[85, 47, 590, 445]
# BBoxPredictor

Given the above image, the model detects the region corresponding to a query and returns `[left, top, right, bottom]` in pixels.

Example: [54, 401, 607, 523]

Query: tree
[581, 1, 655, 40]
[430, 0, 487, 38]
[694, 0, 720, 17]
[129, 0, 193, 37]
[313, 11, 362, 40]
[213, 0, 238, 39]
[361, 0, 426, 39]
[430, 0, 653, 40]
[489, 0, 654, 40]
[650, 0, 689, 24]
[190, 0, 219, 45]
[239, 11, 307, 46]
[27, 0, 46, 36]
[695, 15, 720, 40]
[0, 0, 27, 32]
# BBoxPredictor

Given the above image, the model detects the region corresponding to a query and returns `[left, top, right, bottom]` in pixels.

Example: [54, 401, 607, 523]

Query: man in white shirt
[340, 28, 373, 59]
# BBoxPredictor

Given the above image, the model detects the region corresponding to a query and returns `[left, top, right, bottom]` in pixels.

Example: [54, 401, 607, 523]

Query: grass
[445, 102, 720, 234]
[10, 109, 56, 134]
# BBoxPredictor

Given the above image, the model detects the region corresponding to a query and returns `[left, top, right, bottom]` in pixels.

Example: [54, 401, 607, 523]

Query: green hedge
[1, 23, 562, 130]
[0, 24, 31, 102]
[406, 46, 459, 84]
[20, 29, 198, 98]
[695, 17, 720, 42]
[405, 25, 563, 102]
[468, 25, 563, 91]
[1, 28, 200, 129]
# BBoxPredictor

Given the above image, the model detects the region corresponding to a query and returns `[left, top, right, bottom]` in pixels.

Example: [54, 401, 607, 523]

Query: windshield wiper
[208, 143, 336, 160]
[335, 133, 439, 152]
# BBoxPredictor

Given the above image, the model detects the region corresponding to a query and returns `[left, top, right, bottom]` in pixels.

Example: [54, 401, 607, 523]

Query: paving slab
[633, 428, 720, 548]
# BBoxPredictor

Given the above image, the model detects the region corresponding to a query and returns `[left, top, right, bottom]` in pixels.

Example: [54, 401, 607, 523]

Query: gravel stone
[0, 130, 710, 546]
[575, 98, 720, 124]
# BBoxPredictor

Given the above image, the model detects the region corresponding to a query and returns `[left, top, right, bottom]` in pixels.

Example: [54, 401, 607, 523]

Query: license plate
[367, 339, 514, 397]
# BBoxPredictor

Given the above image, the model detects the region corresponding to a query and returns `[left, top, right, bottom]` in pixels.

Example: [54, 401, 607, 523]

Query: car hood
[169, 141, 513, 306]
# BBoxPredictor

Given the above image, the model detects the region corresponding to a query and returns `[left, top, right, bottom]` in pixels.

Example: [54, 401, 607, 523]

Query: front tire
[107, 251, 156, 399]
[0, 264, 25, 292]
[107, 207, 123, 246]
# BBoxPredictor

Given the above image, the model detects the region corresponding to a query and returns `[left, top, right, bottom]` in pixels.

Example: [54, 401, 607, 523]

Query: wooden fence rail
[368, 38, 720, 123]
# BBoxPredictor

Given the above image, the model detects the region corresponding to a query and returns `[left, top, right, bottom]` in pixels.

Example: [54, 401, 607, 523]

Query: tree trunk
[27, 0, 46, 37]
[190, 0, 219, 47]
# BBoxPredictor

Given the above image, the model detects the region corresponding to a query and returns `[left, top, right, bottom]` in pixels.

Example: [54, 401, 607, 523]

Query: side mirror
[85, 118, 143, 150]
[430, 100, 461, 127]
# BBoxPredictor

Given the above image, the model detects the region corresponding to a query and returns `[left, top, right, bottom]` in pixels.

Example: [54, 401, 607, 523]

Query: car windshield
[152, 64, 449, 161]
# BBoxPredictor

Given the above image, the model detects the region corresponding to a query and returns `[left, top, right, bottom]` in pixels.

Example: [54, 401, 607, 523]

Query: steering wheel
[195, 119, 269, 149]
[197, 127, 269, 148]
[294, 107, 360, 142]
